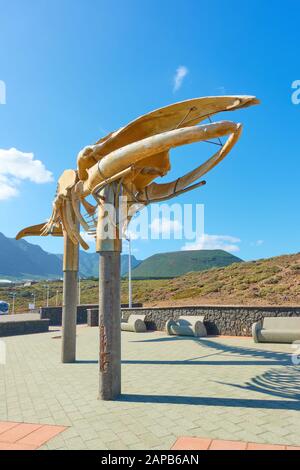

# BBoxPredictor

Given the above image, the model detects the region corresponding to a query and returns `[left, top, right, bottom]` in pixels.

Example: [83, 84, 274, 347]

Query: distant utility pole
[126, 236, 132, 309]
[44, 284, 50, 307]
[56, 289, 59, 306]
[78, 277, 81, 305]
[12, 292, 16, 315]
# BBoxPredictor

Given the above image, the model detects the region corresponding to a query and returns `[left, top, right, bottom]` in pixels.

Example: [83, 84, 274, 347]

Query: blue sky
[0, 0, 299, 261]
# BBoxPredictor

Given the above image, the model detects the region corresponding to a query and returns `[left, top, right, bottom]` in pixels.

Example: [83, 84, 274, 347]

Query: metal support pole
[12, 293, 16, 315]
[46, 285, 50, 307]
[61, 232, 79, 363]
[97, 183, 122, 400]
[127, 236, 132, 309]
[32, 293, 36, 310]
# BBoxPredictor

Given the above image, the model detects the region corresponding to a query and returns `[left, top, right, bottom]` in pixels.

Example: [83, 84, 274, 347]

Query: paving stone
[64, 436, 88, 450]
[0, 328, 299, 450]
[85, 438, 108, 450]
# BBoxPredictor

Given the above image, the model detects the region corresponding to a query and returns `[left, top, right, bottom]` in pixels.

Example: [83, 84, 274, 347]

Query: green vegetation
[129, 249, 242, 279]
[2, 252, 299, 312]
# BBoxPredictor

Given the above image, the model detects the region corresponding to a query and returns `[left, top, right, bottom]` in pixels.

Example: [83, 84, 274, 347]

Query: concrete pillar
[96, 183, 122, 400]
[98, 251, 121, 400]
[61, 233, 79, 363]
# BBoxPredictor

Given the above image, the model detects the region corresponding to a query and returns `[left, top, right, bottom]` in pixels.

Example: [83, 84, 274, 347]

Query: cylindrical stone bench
[166, 316, 207, 337]
[121, 314, 147, 333]
[87, 309, 99, 327]
[252, 317, 300, 343]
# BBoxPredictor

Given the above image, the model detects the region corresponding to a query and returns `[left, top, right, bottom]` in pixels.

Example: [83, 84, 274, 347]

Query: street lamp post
[12, 292, 16, 315]
[44, 284, 50, 307]
[126, 236, 132, 309]
[31, 293, 36, 310]
[78, 277, 81, 305]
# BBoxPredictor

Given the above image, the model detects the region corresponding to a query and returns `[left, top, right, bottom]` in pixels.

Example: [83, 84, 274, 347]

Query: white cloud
[0, 148, 53, 200]
[251, 239, 264, 247]
[173, 65, 189, 92]
[80, 231, 95, 243]
[150, 217, 182, 236]
[0, 174, 19, 200]
[182, 234, 241, 253]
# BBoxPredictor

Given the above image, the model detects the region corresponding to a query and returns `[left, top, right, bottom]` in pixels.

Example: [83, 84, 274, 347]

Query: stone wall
[0, 319, 50, 337]
[40, 303, 143, 326]
[40, 304, 300, 336]
[121, 305, 300, 336]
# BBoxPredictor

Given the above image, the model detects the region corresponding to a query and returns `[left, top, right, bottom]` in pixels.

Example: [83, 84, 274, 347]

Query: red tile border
[0, 442, 37, 450]
[172, 437, 212, 450]
[247, 442, 285, 451]
[0, 422, 19, 435]
[0, 421, 67, 450]
[171, 436, 300, 451]
[18, 425, 66, 447]
[209, 439, 247, 450]
[0, 423, 42, 443]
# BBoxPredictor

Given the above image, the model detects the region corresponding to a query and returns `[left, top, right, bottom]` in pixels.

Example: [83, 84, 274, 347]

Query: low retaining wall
[0, 319, 50, 337]
[40, 303, 143, 326]
[121, 305, 300, 336]
[40, 304, 300, 336]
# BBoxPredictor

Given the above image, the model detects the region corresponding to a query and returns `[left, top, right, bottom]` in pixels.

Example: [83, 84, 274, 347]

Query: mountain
[129, 250, 242, 279]
[0, 233, 240, 280]
[132, 252, 300, 307]
[79, 251, 141, 277]
[0, 233, 141, 279]
[120, 254, 141, 277]
[0, 232, 62, 279]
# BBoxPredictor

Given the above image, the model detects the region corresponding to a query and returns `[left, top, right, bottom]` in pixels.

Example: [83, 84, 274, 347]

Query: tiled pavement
[0, 326, 299, 450]
[172, 436, 300, 450]
[0, 422, 66, 450]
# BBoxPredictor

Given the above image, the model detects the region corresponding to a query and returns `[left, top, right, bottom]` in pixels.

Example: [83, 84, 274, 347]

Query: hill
[129, 249, 242, 279]
[1, 252, 299, 312]
[0, 232, 140, 279]
[0, 232, 62, 279]
[138, 252, 300, 306]
[79, 251, 141, 277]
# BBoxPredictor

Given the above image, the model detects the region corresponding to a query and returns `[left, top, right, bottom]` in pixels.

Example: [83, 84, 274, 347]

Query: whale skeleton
[16, 96, 259, 249]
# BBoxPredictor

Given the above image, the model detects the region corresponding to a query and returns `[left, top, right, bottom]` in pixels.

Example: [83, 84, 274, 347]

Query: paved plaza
[0, 326, 299, 450]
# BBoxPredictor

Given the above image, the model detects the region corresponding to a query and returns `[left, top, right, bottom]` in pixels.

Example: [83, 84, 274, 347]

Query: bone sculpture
[16, 95, 259, 399]
[17, 96, 259, 249]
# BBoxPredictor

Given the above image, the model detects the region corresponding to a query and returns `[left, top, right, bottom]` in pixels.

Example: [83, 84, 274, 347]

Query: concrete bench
[121, 314, 147, 333]
[166, 315, 207, 337]
[252, 317, 300, 343]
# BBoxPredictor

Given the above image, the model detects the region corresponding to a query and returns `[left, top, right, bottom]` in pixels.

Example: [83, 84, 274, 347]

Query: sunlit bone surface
[16, 96, 259, 249]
